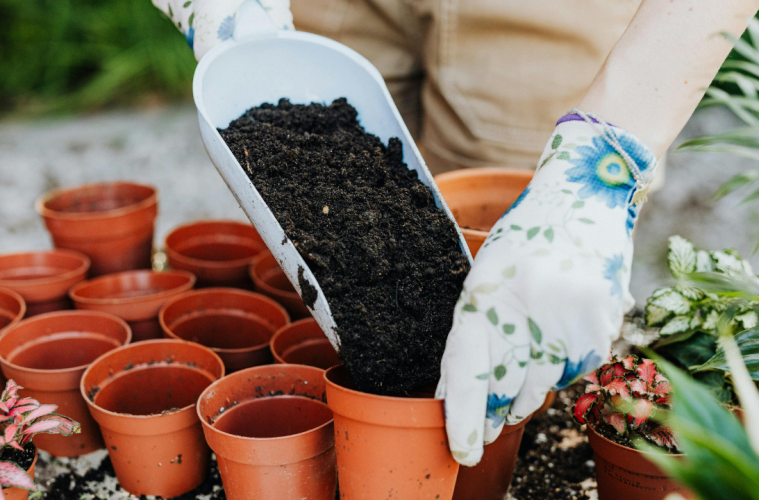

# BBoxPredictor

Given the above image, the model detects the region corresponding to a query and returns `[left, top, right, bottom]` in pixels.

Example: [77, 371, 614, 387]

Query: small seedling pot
[164, 220, 266, 288]
[3, 447, 37, 500]
[0, 287, 25, 333]
[324, 365, 459, 500]
[0, 250, 90, 317]
[587, 425, 693, 500]
[36, 182, 158, 277]
[160, 288, 290, 373]
[81, 339, 225, 498]
[434, 168, 533, 257]
[198, 364, 336, 500]
[271, 319, 340, 370]
[451, 416, 530, 500]
[249, 251, 311, 320]
[69, 270, 196, 342]
[0, 311, 131, 457]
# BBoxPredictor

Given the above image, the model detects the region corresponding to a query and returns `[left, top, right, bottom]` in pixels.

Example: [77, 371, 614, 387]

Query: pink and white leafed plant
[572, 354, 680, 452]
[0, 379, 80, 499]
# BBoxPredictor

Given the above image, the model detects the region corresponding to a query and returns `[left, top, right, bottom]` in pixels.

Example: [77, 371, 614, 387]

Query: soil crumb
[220, 98, 469, 394]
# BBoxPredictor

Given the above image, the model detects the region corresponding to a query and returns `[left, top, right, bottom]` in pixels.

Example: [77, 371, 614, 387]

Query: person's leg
[291, 0, 425, 138]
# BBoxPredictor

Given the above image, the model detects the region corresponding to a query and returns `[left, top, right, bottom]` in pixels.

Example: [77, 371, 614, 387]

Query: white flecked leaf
[668, 236, 697, 278]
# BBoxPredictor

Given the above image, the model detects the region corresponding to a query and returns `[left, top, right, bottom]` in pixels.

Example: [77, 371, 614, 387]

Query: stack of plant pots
[0, 288, 25, 333]
[270, 318, 341, 370]
[250, 250, 311, 319]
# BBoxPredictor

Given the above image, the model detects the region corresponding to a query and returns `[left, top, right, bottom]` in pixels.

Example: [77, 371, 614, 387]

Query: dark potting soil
[0, 441, 36, 471]
[220, 98, 469, 394]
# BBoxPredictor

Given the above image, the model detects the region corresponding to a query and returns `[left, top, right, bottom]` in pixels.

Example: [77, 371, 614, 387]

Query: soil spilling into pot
[220, 98, 469, 394]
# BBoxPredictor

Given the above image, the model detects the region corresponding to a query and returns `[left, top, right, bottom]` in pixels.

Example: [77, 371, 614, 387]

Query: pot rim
[433, 166, 535, 184]
[324, 365, 441, 404]
[69, 270, 196, 307]
[164, 219, 263, 270]
[35, 182, 158, 222]
[0, 249, 91, 290]
[586, 423, 684, 458]
[249, 251, 297, 299]
[0, 310, 132, 376]
[0, 287, 27, 328]
[80, 338, 225, 422]
[270, 318, 323, 364]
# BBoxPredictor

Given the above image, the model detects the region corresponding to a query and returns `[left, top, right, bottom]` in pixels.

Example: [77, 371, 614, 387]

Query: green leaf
[473, 283, 498, 294]
[578, 218, 594, 224]
[494, 365, 507, 380]
[561, 189, 573, 194]
[467, 429, 478, 446]
[486, 307, 498, 325]
[657, 331, 717, 368]
[452, 451, 469, 461]
[694, 327, 759, 379]
[511, 225, 522, 230]
[651, 290, 692, 314]
[548, 354, 564, 364]
[530, 347, 544, 359]
[502, 324, 515, 334]
[571, 200, 585, 208]
[475, 373, 489, 380]
[502, 266, 516, 279]
[528, 318, 542, 344]
[183, 0, 192, 6]
[552, 134, 563, 149]
[543, 228, 554, 243]
[527, 227, 540, 240]
[188, 12, 195, 27]
[557, 151, 570, 160]
[518, 361, 528, 368]
[660, 316, 693, 335]
[546, 342, 561, 352]
[668, 236, 697, 278]
[168, 4, 174, 17]
[462, 304, 477, 312]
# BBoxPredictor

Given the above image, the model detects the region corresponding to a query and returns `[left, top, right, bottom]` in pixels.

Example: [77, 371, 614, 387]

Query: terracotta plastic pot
[271, 319, 340, 370]
[198, 364, 336, 500]
[160, 288, 289, 373]
[535, 391, 557, 415]
[452, 416, 530, 500]
[587, 425, 693, 500]
[3, 448, 37, 500]
[0, 287, 25, 333]
[434, 168, 533, 257]
[70, 270, 195, 342]
[250, 251, 311, 320]
[0, 311, 131, 457]
[0, 250, 90, 317]
[36, 182, 158, 277]
[164, 220, 266, 288]
[81, 339, 225, 498]
[325, 365, 460, 500]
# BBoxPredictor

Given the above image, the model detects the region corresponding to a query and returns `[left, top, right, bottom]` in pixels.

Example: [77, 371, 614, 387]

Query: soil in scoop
[220, 98, 469, 394]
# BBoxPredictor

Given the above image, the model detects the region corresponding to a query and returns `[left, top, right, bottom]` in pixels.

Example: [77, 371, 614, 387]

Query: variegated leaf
[605, 378, 632, 401]
[651, 290, 691, 315]
[645, 425, 680, 451]
[637, 359, 657, 387]
[737, 310, 758, 329]
[604, 411, 627, 435]
[572, 393, 598, 424]
[645, 304, 670, 326]
[629, 379, 647, 395]
[667, 236, 697, 278]
[0, 460, 35, 491]
[695, 250, 714, 272]
[660, 316, 691, 335]
[630, 399, 655, 427]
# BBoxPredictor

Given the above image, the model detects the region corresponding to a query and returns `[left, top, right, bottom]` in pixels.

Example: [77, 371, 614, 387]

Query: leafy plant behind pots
[573, 355, 679, 452]
[0, 379, 80, 498]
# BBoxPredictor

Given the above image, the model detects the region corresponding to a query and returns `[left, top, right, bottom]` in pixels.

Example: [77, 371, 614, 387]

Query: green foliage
[0, 0, 196, 114]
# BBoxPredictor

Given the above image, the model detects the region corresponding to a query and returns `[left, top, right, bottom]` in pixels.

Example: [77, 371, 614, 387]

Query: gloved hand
[435, 110, 658, 467]
[153, 0, 294, 61]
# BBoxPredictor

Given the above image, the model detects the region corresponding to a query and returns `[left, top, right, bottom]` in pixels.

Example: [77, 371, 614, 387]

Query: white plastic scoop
[193, 0, 472, 351]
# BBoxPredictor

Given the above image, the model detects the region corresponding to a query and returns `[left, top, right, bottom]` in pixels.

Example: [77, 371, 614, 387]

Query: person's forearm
[579, 0, 759, 158]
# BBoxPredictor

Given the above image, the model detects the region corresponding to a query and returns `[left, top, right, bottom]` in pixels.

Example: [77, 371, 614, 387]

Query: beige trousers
[291, 0, 642, 174]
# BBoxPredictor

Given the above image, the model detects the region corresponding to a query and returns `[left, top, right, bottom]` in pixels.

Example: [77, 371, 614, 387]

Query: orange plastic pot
[36, 182, 158, 277]
[164, 220, 266, 288]
[81, 339, 224, 498]
[69, 270, 195, 342]
[587, 425, 694, 499]
[3, 449, 36, 500]
[0, 287, 25, 333]
[0, 311, 131, 457]
[325, 365, 459, 500]
[452, 416, 530, 500]
[271, 319, 340, 370]
[535, 391, 557, 416]
[434, 168, 533, 257]
[160, 288, 289, 373]
[250, 251, 311, 320]
[198, 364, 336, 500]
[0, 250, 90, 317]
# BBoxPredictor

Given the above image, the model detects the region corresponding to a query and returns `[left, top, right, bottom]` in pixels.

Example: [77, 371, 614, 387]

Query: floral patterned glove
[152, 0, 294, 61]
[435, 110, 658, 467]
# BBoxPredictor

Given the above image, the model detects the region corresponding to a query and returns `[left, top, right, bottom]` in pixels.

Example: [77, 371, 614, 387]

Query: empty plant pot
[0, 250, 90, 317]
[160, 288, 290, 373]
[452, 416, 530, 500]
[434, 168, 533, 257]
[0, 311, 131, 457]
[0, 287, 25, 333]
[164, 220, 266, 288]
[69, 270, 195, 342]
[271, 319, 340, 370]
[36, 182, 158, 277]
[250, 251, 311, 320]
[3, 446, 37, 500]
[198, 364, 336, 500]
[587, 425, 693, 500]
[81, 339, 225, 498]
[325, 365, 460, 500]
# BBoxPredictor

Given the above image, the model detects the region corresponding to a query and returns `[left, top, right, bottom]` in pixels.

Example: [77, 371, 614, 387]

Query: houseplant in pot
[0, 250, 90, 317]
[69, 269, 195, 341]
[0, 289, 24, 334]
[80, 339, 224, 498]
[159, 287, 289, 372]
[35, 182, 158, 277]
[164, 220, 265, 288]
[270, 318, 340, 370]
[0, 379, 80, 500]
[573, 354, 692, 499]
[249, 251, 310, 320]
[198, 364, 336, 500]
[0, 311, 131, 457]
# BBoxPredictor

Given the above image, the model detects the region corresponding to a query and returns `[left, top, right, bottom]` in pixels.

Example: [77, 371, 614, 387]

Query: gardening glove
[435, 109, 658, 467]
[153, 0, 294, 61]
